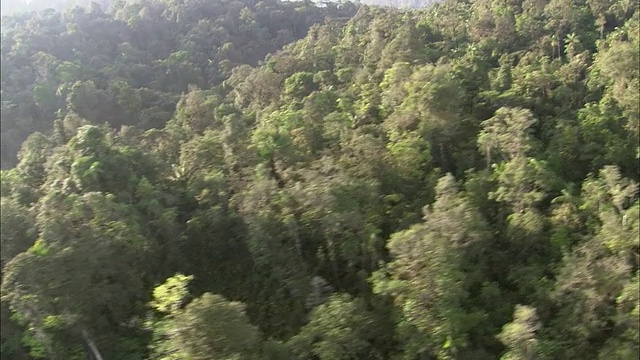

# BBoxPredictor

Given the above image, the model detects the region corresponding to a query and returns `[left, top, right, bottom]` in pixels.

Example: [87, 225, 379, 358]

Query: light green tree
[148, 274, 270, 360]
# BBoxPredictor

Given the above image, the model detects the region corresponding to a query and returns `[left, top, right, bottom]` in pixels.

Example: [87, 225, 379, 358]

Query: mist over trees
[1, 0, 638, 359]
[356, 0, 439, 8]
[1, 0, 112, 16]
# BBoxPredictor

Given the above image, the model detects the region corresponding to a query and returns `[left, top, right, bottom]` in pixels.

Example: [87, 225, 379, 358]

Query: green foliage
[288, 294, 379, 360]
[284, 72, 317, 98]
[372, 174, 489, 358]
[497, 305, 540, 360]
[0, 197, 37, 265]
[478, 107, 539, 163]
[1, 1, 638, 359]
[150, 273, 194, 314]
[148, 277, 266, 360]
[0, 0, 357, 168]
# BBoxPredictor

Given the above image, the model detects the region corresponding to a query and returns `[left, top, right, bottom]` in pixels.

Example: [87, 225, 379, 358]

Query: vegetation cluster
[0, 0, 638, 359]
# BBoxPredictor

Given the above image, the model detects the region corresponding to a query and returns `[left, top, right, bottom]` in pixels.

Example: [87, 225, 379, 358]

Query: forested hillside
[357, 0, 438, 9]
[0, 0, 357, 168]
[1, 0, 638, 359]
[1, 0, 113, 16]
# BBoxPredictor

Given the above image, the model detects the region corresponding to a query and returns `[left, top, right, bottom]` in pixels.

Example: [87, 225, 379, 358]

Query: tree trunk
[81, 330, 104, 360]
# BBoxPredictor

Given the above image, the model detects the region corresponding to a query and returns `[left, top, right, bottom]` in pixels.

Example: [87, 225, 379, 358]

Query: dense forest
[0, 0, 638, 359]
[0, 0, 433, 17]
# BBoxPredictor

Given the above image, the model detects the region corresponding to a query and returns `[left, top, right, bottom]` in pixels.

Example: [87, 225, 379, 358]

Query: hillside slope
[0, 0, 356, 168]
[1, 0, 638, 359]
